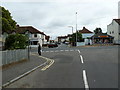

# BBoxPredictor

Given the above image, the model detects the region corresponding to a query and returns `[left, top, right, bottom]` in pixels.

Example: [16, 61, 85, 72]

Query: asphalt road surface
[4, 44, 119, 89]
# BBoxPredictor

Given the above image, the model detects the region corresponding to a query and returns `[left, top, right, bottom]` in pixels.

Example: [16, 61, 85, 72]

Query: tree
[94, 28, 102, 34]
[5, 34, 28, 50]
[0, 6, 17, 33]
[69, 32, 83, 43]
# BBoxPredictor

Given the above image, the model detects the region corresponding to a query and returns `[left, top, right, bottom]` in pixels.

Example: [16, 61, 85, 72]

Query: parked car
[48, 43, 58, 48]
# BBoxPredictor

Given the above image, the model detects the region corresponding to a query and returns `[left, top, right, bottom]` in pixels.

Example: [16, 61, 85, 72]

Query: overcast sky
[1, 0, 120, 39]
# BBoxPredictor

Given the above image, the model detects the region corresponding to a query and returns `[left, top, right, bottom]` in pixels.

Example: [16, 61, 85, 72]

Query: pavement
[2, 53, 47, 85]
[2, 44, 119, 89]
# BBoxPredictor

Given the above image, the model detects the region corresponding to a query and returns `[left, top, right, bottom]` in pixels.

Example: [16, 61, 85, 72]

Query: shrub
[5, 34, 28, 50]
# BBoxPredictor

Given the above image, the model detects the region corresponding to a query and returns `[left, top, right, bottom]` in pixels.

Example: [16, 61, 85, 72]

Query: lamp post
[68, 26, 74, 46]
[76, 12, 78, 46]
[26, 30, 30, 60]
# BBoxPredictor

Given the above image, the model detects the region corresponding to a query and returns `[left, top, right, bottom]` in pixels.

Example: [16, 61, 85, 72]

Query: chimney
[83, 27, 86, 29]
[16, 24, 20, 28]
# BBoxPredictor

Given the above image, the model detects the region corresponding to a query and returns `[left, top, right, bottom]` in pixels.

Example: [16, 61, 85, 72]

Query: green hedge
[5, 34, 28, 50]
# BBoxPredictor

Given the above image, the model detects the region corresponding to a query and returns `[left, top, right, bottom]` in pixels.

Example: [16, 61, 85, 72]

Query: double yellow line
[41, 59, 54, 71]
[31, 53, 55, 71]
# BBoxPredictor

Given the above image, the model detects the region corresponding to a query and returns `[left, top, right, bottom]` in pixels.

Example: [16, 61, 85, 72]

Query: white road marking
[54, 50, 58, 52]
[46, 51, 49, 52]
[80, 55, 84, 64]
[78, 50, 81, 53]
[43, 49, 76, 53]
[83, 70, 89, 90]
[50, 51, 54, 52]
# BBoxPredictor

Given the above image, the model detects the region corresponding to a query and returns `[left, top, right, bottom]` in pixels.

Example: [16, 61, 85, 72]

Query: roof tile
[79, 27, 93, 33]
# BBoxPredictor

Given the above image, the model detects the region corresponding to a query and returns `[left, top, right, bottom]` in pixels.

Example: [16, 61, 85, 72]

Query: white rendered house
[16, 26, 48, 47]
[107, 19, 120, 44]
[78, 27, 94, 45]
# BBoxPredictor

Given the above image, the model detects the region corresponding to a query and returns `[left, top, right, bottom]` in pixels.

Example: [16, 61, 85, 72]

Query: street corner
[30, 53, 55, 71]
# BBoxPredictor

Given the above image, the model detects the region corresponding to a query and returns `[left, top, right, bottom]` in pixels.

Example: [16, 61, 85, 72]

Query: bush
[5, 34, 28, 50]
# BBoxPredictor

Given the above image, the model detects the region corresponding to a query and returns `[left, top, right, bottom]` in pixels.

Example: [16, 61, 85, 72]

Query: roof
[16, 26, 45, 35]
[58, 36, 68, 39]
[91, 33, 114, 39]
[79, 27, 93, 33]
[2, 30, 16, 34]
[114, 19, 120, 25]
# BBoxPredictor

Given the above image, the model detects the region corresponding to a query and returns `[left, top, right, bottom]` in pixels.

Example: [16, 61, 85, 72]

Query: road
[4, 44, 119, 89]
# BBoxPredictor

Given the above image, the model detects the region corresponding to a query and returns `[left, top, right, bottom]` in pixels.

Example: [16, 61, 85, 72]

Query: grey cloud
[2, 1, 119, 39]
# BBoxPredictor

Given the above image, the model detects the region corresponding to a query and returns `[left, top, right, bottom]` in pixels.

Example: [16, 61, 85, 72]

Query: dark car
[48, 43, 58, 48]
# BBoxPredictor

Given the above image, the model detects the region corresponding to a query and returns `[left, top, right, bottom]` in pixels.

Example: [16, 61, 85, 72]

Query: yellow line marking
[41, 60, 54, 71]
[31, 53, 55, 71]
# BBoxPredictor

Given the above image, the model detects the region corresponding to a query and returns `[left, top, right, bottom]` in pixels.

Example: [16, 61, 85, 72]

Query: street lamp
[76, 12, 78, 46]
[68, 26, 74, 46]
[26, 30, 30, 60]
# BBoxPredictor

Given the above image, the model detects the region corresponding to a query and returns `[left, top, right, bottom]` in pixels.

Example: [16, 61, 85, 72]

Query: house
[78, 27, 94, 45]
[91, 33, 114, 44]
[16, 25, 49, 47]
[54, 37, 59, 43]
[58, 36, 69, 43]
[107, 19, 120, 44]
[45, 35, 50, 42]
[55, 34, 72, 43]
[1, 29, 16, 50]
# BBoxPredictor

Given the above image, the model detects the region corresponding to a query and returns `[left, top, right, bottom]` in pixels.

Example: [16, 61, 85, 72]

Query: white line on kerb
[80, 55, 84, 64]
[83, 70, 89, 90]
[78, 50, 81, 53]
[2, 62, 47, 88]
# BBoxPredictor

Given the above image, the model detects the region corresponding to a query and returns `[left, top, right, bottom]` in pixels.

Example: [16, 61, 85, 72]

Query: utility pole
[76, 12, 77, 46]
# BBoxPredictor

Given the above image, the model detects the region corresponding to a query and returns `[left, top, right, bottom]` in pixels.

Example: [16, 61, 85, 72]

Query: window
[34, 34, 37, 37]
[112, 31, 114, 34]
[31, 41, 38, 45]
